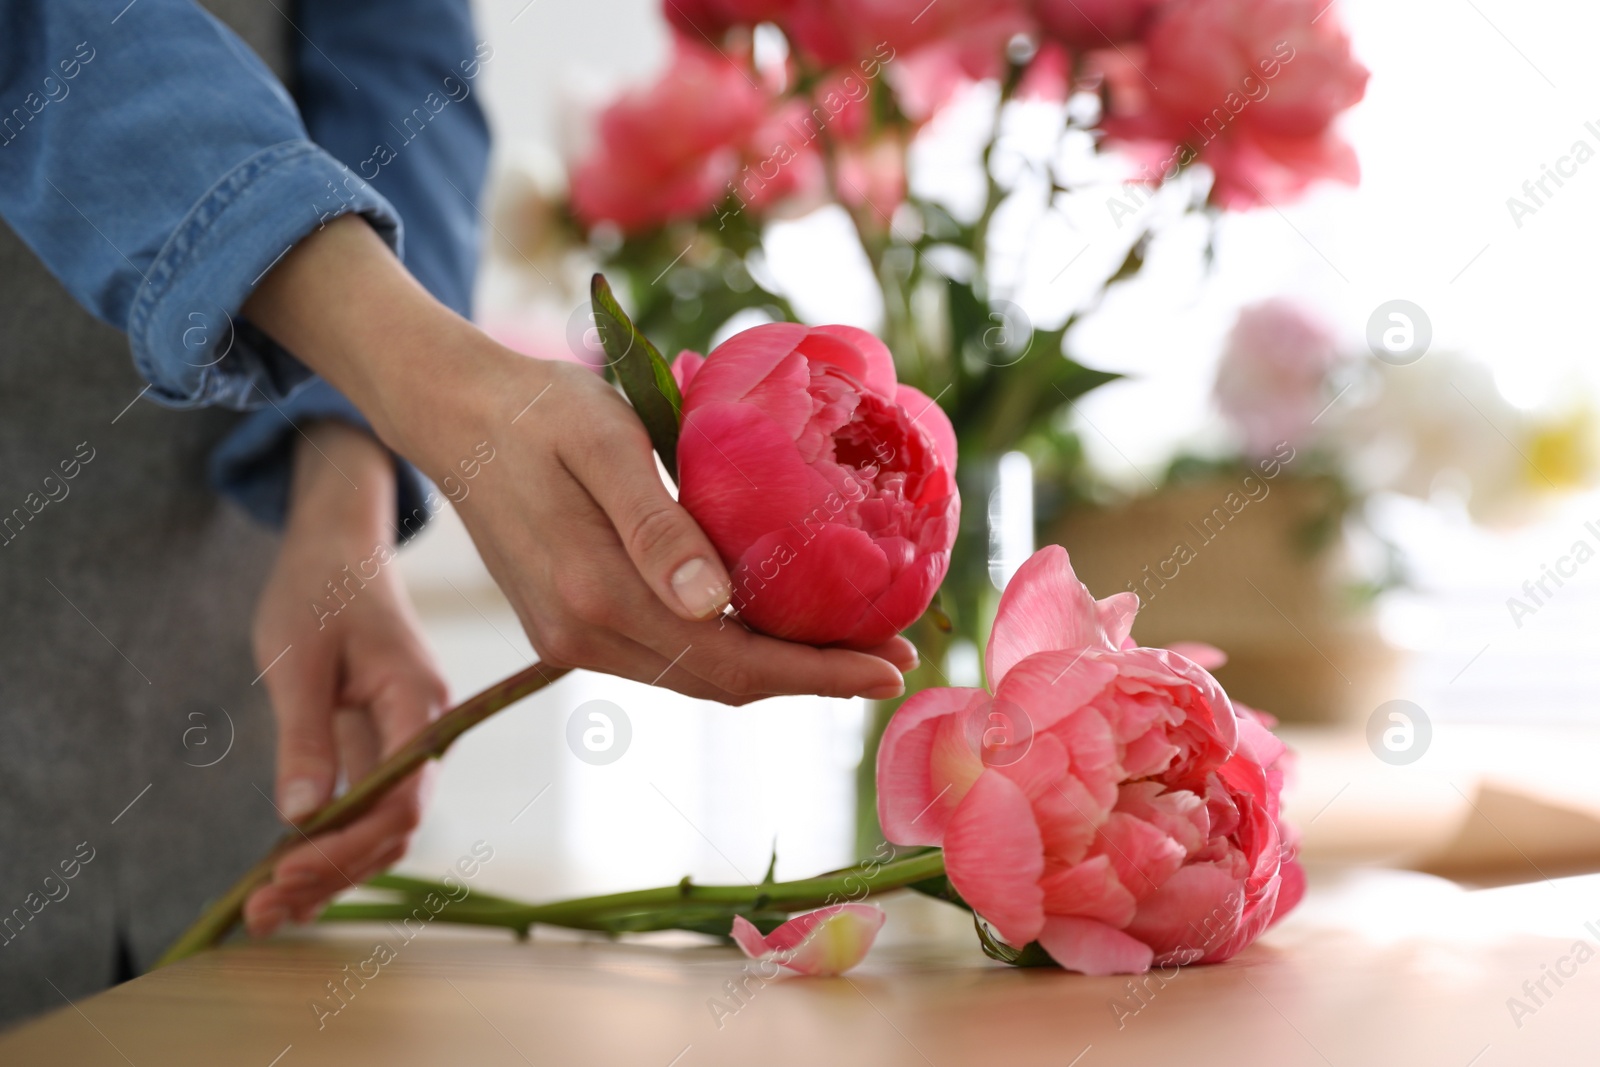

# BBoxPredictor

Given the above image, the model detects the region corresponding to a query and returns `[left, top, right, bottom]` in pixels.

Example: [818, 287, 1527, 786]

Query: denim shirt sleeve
[0, 0, 404, 409]
[207, 0, 491, 536]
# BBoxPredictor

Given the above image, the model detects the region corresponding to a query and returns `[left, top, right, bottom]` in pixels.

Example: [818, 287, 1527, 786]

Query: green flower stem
[319, 849, 949, 937]
[154, 662, 572, 969]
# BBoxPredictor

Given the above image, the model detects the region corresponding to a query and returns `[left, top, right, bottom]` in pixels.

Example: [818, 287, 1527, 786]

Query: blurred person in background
[0, 0, 911, 1025]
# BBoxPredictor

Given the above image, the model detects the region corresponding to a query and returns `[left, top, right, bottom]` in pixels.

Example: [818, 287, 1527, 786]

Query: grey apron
[0, 2, 296, 1026]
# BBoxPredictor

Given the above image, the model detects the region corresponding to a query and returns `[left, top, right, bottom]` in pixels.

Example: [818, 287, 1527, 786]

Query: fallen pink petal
[729, 905, 888, 976]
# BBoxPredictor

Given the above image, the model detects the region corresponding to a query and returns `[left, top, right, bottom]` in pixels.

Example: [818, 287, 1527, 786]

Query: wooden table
[5, 868, 1596, 1066]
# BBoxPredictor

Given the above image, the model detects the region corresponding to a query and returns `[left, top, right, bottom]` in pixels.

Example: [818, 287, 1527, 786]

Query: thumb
[262, 643, 339, 825]
[575, 431, 732, 622]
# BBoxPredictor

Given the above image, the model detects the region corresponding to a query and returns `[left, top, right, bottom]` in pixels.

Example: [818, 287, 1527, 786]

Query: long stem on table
[319, 850, 950, 936]
[154, 662, 571, 968]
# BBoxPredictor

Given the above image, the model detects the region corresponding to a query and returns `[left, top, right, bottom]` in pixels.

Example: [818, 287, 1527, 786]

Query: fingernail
[279, 779, 322, 823]
[862, 680, 905, 701]
[671, 558, 730, 620]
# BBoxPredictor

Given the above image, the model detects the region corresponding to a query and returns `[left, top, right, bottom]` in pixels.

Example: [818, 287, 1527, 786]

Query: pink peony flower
[1098, 0, 1368, 208]
[877, 545, 1302, 975]
[672, 324, 959, 649]
[1035, 0, 1165, 48]
[730, 904, 887, 975]
[1213, 298, 1339, 458]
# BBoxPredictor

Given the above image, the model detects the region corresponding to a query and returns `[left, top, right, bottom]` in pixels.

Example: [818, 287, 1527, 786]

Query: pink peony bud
[729, 904, 887, 976]
[673, 324, 959, 649]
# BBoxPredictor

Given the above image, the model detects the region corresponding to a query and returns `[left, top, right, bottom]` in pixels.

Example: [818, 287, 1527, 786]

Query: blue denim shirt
[0, 0, 491, 532]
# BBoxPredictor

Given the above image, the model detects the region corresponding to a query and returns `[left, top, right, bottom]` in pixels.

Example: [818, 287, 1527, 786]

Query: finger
[333, 707, 382, 784]
[859, 636, 919, 673]
[564, 423, 732, 622]
[545, 578, 907, 701]
[362, 664, 448, 762]
[261, 641, 340, 824]
[243, 885, 289, 938]
[290, 835, 407, 925]
[280, 827, 410, 921]
[272, 779, 422, 887]
[254, 822, 406, 929]
[266, 778, 424, 909]
[521, 611, 755, 705]
[664, 620, 906, 700]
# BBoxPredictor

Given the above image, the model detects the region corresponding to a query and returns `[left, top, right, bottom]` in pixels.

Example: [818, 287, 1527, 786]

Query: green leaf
[590, 272, 683, 481]
[971, 915, 1056, 968]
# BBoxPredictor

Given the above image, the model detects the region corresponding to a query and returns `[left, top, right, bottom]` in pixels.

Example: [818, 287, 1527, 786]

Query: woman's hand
[242, 420, 448, 937]
[244, 216, 916, 702]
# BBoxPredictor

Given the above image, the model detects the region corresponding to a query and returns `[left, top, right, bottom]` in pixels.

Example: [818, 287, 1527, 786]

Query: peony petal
[1115, 782, 1208, 856]
[684, 322, 809, 414]
[1036, 916, 1154, 976]
[1039, 855, 1138, 926]
[1096, 592, 1140, 649]
[1125, 860, 1245, 965]
[1230, 704, 1288, 771]
[1272, 859, 1307, 926]
[801, 325, 899, 399]
[944, 770, 1047, 946]
[671, 350, 706, 395]
[994, 731, 1069, 801]
[733, 524, 888, 648]
[847, 551, 949, 648]
[1093, 813, 1188, 902]
[990, 649, 1121, 737]
[1167, 641, 1227, 671]
[894, 384, 958, 473]
[1119, 728, 1181, 780]
[1111, 647, 1239, 754]
[877, 686, 989, 846]
[679, 401, 830, 562]
[730, 905, 886, 976]
[987, 546, 1126, 686]
[1031, 771, 1109, 866]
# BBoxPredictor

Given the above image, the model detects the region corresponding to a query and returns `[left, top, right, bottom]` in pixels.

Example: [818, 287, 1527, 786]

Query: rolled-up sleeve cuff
[127, 140, 403, 410]
[208, 378, 434, 539]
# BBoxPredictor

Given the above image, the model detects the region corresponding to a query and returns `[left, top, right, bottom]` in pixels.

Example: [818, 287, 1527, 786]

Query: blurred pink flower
[664, 0, 795, 40]
[780, 0, 1026, 69]
[730, 904, 887, 975]
[835, 135, 908, 222]
[1099, 0, 1368, 207]
[1035, 0, 1165, 48]
[672, 323, 958, 649]
[877, 545, 1302, 975]
[1214, 299, 1339, 458]
[1016, 40, 1072, 102]
[569, 40, 766, 233]
[733, 99, 830, 218]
